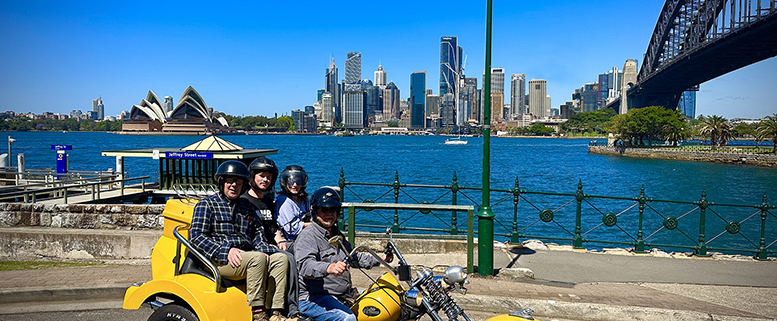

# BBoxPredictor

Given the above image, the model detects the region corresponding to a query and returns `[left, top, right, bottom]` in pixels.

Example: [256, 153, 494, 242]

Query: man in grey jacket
[294, 187, 391, 321]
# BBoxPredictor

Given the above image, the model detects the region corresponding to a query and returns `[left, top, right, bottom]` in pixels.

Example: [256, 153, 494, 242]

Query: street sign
[51, 145, 73, 151]
[165, 151, 213, 159]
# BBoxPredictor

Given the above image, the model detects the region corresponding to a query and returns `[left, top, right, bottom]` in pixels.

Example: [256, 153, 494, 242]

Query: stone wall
[588, 146, 777, 167]
[0, 203, 165, 229]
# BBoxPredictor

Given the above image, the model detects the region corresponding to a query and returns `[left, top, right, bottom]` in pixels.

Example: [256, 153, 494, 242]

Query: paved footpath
[1, 247, 776, 321]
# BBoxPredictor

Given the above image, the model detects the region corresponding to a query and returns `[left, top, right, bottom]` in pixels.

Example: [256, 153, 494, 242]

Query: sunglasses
[319, 207, 339, 214]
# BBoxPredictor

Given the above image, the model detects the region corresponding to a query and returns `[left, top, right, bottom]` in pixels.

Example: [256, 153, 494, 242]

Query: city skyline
[1, 1, 774, 120]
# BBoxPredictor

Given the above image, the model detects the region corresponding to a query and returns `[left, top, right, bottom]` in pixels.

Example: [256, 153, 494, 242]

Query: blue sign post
[51, 145, 72, 180]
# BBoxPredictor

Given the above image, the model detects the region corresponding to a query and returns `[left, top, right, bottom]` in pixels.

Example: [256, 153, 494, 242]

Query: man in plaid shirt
[190, 160, 294, 321]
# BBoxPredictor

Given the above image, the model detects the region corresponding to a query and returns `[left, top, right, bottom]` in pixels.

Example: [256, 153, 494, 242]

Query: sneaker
[252, 311, 269, 321]
[269, 311, 298, 321]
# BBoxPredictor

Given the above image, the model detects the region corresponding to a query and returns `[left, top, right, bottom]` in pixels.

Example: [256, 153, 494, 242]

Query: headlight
[443, 265, 467, 285]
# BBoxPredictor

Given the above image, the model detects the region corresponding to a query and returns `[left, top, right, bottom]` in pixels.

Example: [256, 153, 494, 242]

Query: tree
[529, 124, 554, 136]
[756, 114, 777, 154]
[698, 115, 730, 149]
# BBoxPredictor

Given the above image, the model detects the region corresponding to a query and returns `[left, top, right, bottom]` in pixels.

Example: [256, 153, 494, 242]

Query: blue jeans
[299, 295, 356, 321]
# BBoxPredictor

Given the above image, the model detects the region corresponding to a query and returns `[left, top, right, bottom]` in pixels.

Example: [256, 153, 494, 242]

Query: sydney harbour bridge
[609, 0, 777, 112]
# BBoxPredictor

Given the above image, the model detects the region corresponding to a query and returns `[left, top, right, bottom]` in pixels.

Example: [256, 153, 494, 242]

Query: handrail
[0, 174, 120, 191]
[338, 171, 777, 261]
[172, 225, 222, 293]
[341, 202, 476, 274]
[0, 175, 150, 203]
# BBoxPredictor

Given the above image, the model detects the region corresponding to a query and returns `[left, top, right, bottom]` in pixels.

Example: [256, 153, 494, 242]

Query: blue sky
[1, 1, 774, 120]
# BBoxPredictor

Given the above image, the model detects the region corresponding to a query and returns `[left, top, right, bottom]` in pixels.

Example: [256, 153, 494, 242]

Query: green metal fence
[337, 169, 777, 261]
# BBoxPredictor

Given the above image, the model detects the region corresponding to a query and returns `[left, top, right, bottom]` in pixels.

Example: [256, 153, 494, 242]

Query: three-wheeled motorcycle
[122, 199, 539, 321]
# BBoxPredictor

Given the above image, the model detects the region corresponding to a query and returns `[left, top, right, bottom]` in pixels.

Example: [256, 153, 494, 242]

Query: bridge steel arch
[612, 0, 777, 112]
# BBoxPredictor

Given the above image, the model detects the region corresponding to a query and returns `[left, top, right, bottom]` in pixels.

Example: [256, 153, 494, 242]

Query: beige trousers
[218, 251, 289, 308]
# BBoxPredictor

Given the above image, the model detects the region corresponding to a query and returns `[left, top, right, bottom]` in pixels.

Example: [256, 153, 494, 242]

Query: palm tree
[698, 115, 729, 149]
[757, 114, 777, 154]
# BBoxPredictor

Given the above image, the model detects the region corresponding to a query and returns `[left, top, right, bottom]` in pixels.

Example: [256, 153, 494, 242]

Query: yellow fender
[122, 275, 251, 321]
[351, 272, 404, 321]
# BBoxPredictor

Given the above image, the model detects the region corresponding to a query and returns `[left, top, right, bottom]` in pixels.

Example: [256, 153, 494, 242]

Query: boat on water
[444, 136, 467, 145]
[334, 130, 355, 137]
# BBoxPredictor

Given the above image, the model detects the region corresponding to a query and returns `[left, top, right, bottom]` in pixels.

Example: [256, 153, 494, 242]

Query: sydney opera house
[121, 86, 232, 134]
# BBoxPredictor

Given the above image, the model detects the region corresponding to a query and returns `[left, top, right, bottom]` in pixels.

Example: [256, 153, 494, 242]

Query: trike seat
[180, 251, 246, 288]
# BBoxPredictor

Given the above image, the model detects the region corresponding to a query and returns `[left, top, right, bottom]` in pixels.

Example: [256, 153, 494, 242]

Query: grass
[0, 260, 103, 271]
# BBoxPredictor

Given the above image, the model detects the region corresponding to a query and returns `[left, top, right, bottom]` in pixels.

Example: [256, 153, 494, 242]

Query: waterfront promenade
[1, 241, 775, 320]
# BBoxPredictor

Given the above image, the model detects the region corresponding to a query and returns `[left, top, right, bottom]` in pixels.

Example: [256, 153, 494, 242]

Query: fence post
[348, 205, 355, 246]
[574, 180, 584, 249]
[450, 172, 459, 235]
[392, 171, 400, 233]
[635, 185, 647, 253]
[696, 190, 709, 257]
[338, 169, 346, 230]
[758, 194, 769, 261]
[467, 208, 474, 274]
[64, 187, 68, 204]
[510, 177, 521, 244]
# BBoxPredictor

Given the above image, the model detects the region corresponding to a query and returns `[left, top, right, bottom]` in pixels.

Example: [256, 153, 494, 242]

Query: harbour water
[6, 131, 777, 253]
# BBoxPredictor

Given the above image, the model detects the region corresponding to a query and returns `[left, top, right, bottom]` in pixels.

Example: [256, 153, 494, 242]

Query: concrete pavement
[1, 244, 776, 321]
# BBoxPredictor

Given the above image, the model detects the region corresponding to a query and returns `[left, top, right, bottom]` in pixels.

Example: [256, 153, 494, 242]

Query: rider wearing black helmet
[241, 157, 304, 321]
[275, 165, 310, 242]
[294, 187, 392, 321]
[191, 160, 293, 321]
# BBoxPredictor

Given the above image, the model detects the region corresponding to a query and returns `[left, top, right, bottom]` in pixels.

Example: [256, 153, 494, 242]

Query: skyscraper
[440, 36, 462, 97]
[528, 79, 547, 118]
[325, 58, 341, 123]
[383, 82, 400, 120]
[374, 65, 387, 88]
[321, 93, 334, 124]
[345, 52, 362, 85]
[410, 71, 426, 129]
[510, 74, 526, 119]
[491, 92, 504, 122]
[677, 88, 697, 119]
[483, 68, 505, 93]
[92, 97, 104, 120]
[164, 96, 173, 113]
[343, 89, 365, 129]
[461, 78, 478, 123]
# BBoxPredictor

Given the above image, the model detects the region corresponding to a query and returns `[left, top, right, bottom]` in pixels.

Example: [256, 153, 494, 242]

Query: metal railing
[0, 169, 125, 186]
[0, 175, 150, 204]
[340, 202, 476, 273]
[338, 170, 777, 260]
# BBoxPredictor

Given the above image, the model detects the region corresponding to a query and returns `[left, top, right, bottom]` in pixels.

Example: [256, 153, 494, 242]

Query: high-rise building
[316, 89, 326, 102]
[343, 89, 365, 129]
[677, 88, 697, 119]
[483, 68, 505, 93]
[92, 97, 104, 120]
[510, 74, 526, 120]
[441, 93, 456, 127]
[440, 36, 462, 97]
[579, 83, 598, 112]
[491, 92, 504, 123]
[410, 71, 426, 129]
[426, 92, 440, 116]
[325, 58, 341, 123]
[621, 59, 638, 114]
[374, 65, 387, 88]
[383, 82, 400, 120]
[164, 96, 173, 113]
[364, 85, 381, 124]
[321, 93, 334, 124]
[460, 78, 478, 124]
[345, 52, 362, 85]
[528, 79, 547, 118]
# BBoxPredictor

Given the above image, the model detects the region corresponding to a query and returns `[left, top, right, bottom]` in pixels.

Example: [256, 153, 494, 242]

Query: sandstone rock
[68, 204, 86, 213]
[110, 205, 124, 213]
[498, 268, 534, 280]
[51, 214, 63, 228]
[148, 204, 165, 214]
[603, 247, 633, 255]
[6, 203, 21, 211]
[648, 248, 672, 258]
[125, 205, 147, 214]
[43, 204, 56, 213]
[521, 239, 548, 251]
[82, 204, 95, 213]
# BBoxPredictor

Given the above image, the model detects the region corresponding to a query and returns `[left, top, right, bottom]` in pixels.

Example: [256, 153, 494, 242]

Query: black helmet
[214, 160, 250, 196]
[248, 156, 278, 191]
[310, 187, 341, 210]
[279, 165, 308, 196]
